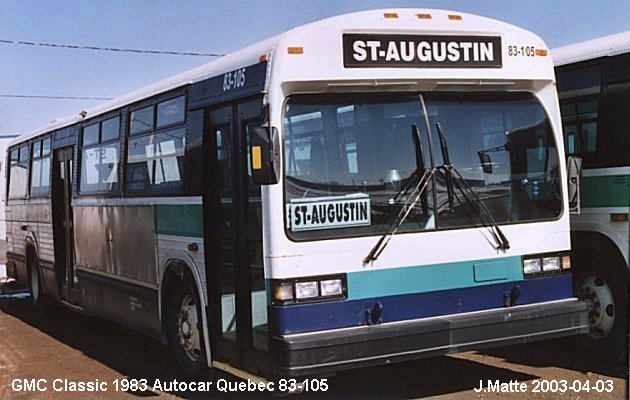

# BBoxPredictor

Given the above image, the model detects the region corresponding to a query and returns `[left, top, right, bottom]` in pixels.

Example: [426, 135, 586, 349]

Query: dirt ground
[0, 288, 627, 399]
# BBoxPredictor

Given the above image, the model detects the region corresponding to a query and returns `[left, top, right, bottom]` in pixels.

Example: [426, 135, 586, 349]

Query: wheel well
[160, 261, 198, 345]
[571, 230, 628, 282]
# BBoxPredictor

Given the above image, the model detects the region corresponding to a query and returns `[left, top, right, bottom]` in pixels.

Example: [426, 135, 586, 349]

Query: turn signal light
[287, 46, 303, 55]
[535, 49, 548, 57]
[561, 255, 572, 270]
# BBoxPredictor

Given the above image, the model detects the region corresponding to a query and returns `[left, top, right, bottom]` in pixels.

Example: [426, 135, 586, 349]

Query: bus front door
[51, 146, 80, 305]
[205, 98, 269, 376]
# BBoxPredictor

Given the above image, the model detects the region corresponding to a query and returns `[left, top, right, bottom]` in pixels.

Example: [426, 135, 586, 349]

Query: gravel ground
[0, 289, 627, 399]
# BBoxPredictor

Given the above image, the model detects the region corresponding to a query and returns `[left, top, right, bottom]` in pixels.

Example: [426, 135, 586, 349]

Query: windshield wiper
[436, 122, 455, 213]
[435, 123, 510, 251]
[363, 124, 434, 265]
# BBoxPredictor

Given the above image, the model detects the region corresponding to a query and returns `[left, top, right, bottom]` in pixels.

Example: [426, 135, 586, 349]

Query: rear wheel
[168, 280, 208, 377]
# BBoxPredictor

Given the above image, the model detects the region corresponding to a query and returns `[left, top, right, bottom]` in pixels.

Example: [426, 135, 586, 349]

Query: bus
[6, 9, 588, 382]
[553, 32, 629, 360]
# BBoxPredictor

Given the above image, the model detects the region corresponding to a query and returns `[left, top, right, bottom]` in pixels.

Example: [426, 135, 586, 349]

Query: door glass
[249, 242, 267, 350]
[216, 127, 234, 229]
[245, 123, 267, 351]
[245, 124, 263, 229]
[219, 238, 237, 341]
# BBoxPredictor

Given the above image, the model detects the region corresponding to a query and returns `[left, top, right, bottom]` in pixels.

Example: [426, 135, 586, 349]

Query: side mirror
[250, 126, 280, 185]
[478, 152, 493, 174]
[567, 156, 582, 214]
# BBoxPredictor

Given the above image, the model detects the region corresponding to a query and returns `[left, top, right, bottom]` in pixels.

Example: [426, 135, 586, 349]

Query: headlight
[523, 252, 570, 278]
[320, 279, 343, 296]
[295, 281, 319, 299]
[542, 256, 560, 272]
[523, 258, 541, 274]
[271, 274, 347, 305]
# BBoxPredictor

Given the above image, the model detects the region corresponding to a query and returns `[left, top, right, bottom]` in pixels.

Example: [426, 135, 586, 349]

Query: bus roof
[552, 31, 630, 67]
[12, 8, 549, 146]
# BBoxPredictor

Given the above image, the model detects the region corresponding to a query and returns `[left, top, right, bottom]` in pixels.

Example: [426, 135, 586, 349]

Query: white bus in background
[6, 9, 589, 382]
[553, 31, 630, 360]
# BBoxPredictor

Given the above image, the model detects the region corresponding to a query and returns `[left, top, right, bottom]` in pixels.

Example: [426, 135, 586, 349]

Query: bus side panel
[74, 204, 161, 336]
[74, 205, 158, 283]
[5, 199, 55, 293]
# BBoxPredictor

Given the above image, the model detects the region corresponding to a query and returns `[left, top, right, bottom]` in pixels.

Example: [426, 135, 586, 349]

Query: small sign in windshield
[289, 194, 371, 232]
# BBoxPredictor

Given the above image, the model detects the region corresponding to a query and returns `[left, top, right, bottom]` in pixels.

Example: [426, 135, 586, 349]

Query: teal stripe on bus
[346, 256, 523, 300]
[155, 204, 204, 237]
[581, 174, 629, 208]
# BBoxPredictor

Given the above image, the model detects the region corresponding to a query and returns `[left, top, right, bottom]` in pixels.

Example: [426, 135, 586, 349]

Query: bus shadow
[302, 356, 537, 399]
[1, 293, 565, 399]
[478, 339, 628, 379]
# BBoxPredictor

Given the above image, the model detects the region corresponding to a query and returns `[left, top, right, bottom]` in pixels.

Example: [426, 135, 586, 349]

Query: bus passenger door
[51, 147, 79, 304]
[205, 98, 268, 375]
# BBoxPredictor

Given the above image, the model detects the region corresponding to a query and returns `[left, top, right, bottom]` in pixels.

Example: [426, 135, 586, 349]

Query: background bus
[6, 9, 588, 381]
[553, 31, 630, 360]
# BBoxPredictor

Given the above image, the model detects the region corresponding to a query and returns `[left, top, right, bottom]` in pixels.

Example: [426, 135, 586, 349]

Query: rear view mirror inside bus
[250, 126, 280, 185]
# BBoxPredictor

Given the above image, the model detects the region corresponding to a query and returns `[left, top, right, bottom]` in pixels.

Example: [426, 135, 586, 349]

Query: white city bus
[553, 32, 630, 360]
[6, 9, 588, 381]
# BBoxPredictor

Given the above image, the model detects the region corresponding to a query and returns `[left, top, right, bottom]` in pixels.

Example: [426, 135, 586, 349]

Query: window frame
[124, 94, 188, 196]
[78, 113, 122, 195]
[8, 143, 30, 200]
[156, 95, 186, 129]
[129, 105, 155, 136]
[29, 136, 53, 198]
[281, 92, 563, 242]
[560, 95, 601, 157]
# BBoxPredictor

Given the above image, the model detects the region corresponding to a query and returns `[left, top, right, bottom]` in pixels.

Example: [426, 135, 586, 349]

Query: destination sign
[289, 194, 371, 232]
[343, 34, 502, 68]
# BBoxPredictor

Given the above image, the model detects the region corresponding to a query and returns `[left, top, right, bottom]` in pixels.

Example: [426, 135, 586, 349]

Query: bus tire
[574, 258, 628, 362]
[26, 249, 49, 309]
[167, 279, 208, 377]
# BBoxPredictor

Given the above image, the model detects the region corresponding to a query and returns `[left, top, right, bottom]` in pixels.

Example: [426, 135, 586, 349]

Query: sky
[1, 0, 628, 135]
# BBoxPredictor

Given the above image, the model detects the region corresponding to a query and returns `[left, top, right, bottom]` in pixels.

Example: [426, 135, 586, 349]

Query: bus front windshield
[283, 92, 562, 241]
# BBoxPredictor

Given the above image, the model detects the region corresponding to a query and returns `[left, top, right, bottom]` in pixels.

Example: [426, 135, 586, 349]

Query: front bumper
[271, 298, 588, 377]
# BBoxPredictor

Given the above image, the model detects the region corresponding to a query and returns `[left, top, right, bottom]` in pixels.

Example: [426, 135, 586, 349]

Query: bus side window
[31, 138, 52, 197]
[601, 80, 630, 168]
[8, 145, 29, 199]
[79, 116, 121, 194]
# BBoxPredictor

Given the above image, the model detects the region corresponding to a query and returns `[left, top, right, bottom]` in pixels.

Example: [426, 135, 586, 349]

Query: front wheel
[575, 263, 628, 361]
[28, 256, 45, 308]
[168, 281, 208, 377]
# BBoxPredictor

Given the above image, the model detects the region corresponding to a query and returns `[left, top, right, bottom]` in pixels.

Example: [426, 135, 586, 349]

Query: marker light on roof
[448, 14, 463, 21]
[287, 46, 303, 55]
[535, 49, 548, 57]
[416, 14, 432, 19]
[383, 13, 399, 18]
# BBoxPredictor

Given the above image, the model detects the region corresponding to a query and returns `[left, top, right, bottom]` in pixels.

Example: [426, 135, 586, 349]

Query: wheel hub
[177, 294, 201, 361]
[577, 273, 615, 338]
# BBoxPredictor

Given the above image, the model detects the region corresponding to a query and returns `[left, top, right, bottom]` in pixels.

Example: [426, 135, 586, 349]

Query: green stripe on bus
[267, 256, 524, 301]
[346, 256, 523, 300]
[155, 204, 203, 237]
[581, 174, 629, 208]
